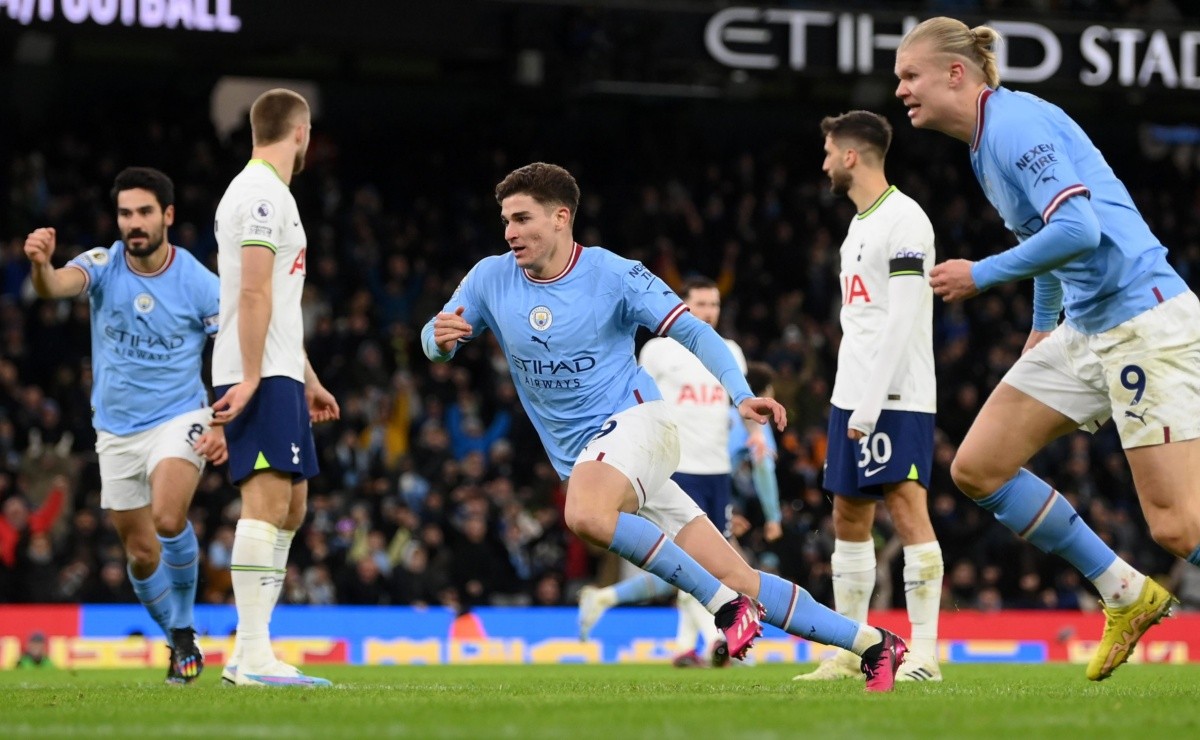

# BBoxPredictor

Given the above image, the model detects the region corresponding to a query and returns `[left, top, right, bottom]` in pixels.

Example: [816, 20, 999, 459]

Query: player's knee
[563, 505, 614, 547]
[123, 537, 159, 570]
[832, 506, 872, 540]
[283, 502, 307, 532]
[152, 509, 187, 538]
[949, 454, 997, 499]
[1145, 518, 1192, 558]
[888, 508, 921, 541]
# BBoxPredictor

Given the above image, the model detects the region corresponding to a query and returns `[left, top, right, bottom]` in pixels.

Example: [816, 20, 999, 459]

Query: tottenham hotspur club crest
[529, 305, 553, 331]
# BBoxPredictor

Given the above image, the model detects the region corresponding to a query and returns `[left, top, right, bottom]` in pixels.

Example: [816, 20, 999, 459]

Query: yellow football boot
[1087, 578, 1178, 681]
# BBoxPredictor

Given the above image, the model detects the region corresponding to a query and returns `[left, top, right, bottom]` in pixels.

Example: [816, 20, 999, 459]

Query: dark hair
[746, 361, 776, 397]
[820, 110, 893, 160]
[680, 275, 718, 301]
[250, 88, 309, 146]
[494, 162, 581, 225]
[110, 167, 175, 209]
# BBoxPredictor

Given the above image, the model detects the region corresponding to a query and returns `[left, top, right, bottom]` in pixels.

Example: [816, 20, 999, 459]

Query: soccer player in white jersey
[23, 167, 224, 684]
[211, 88, 339, 687]
[424, 162, 908, 691]
[794, 111, 944, 683]
[896, 17, 1191, 680]
[577, 276, 771, 668]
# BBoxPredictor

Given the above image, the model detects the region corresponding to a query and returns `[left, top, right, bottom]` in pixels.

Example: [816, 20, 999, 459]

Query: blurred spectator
[0, 482, 65, 602]
[15, 632, 51, 668]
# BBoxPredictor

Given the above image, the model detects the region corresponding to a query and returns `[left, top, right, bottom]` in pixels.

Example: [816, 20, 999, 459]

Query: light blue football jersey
[68, 242, 220, 435]
[727, 406, 776, 460]
[422, 243, 753, 478]
[968, 86, 1187, 334]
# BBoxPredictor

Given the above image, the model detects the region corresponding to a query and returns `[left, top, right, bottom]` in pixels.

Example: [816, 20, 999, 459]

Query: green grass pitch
[3, 663, 1199, 738]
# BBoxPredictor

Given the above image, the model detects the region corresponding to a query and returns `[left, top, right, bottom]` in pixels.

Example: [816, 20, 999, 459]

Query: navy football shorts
[215, 376, 319, 485]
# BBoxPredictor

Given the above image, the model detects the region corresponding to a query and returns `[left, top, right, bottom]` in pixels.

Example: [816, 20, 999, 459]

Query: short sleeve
[887, 207, 935, 277]
[237, 197, 286, 252]
[993, 114, 1089, 224]
[199, 266, 220, 336]
[619, 261, 688, 337]
[66, 245, 116, 295]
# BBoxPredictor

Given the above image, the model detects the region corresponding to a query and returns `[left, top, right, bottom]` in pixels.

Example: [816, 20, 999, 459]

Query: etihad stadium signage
[705, 7, 1200, 89]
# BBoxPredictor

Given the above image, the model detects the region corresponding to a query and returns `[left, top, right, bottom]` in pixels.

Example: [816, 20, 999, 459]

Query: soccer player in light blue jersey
[23, 167, 225, 684]
[423, 162, 907, 691]
[729, 362, 783, 547]
[895, 16, 1194, 681]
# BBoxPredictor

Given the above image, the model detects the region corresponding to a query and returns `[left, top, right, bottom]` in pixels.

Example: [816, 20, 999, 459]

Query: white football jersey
[640, 335, 747, 474]
[212, 160, 308, 385]
[831, 186, 936, 413]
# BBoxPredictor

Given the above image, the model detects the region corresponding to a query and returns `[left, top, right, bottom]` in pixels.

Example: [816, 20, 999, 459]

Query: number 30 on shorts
[857, 432, 893, 468]
[1120, 364, 1146, 405]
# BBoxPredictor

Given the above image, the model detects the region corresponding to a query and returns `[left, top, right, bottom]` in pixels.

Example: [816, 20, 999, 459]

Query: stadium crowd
[2, 79, 1200, 617]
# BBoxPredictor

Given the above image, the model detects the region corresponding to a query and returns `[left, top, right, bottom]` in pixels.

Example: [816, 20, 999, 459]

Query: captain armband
[888, 256, 924, 277]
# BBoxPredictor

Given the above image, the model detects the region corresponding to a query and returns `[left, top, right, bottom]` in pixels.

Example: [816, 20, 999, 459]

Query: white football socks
[902, 541, 944, 660]
[676, 591, 722, 656]
[1092, 556, 1146, 608]
[832, 539, 876, 658]
[831, 538, 876, 624]
[272, 528, 295, 611]
[231, 518, 279, 670]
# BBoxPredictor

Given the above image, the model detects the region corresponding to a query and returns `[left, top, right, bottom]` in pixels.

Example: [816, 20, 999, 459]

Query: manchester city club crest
[134, 293, 155, 314]
[529, 305, 553, 331]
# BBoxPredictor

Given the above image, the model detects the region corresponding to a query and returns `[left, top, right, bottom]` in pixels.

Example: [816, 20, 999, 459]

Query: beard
[828, 170, 852, 198]
[124, 230, 165, 258]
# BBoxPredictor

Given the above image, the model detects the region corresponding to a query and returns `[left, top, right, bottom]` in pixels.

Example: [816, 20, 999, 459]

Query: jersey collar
[248, 158, 284, 183]
[856, 185, 897, 220]
[524, 242, 583, 284]
[971, 87, 995, 153]
[125, 244, 176, 277]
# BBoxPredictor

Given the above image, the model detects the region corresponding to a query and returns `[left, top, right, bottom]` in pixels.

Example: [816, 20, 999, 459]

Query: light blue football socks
[757, 570, 859, 650]
[612, 572, 677, 604]
[129, 560, 176, 642]
[976, 468, 1115, 579]
[159, 520, 199, 630]
[608, 512, 735, 610]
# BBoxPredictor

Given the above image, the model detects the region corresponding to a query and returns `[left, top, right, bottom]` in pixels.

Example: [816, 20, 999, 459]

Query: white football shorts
[1003, 291, 1200, 449]
[96, 407, 212, 511]
[573, 400, 705, 538]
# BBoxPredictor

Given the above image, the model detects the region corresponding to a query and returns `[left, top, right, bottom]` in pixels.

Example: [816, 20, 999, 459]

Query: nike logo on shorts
[864, 466, 886, 477]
